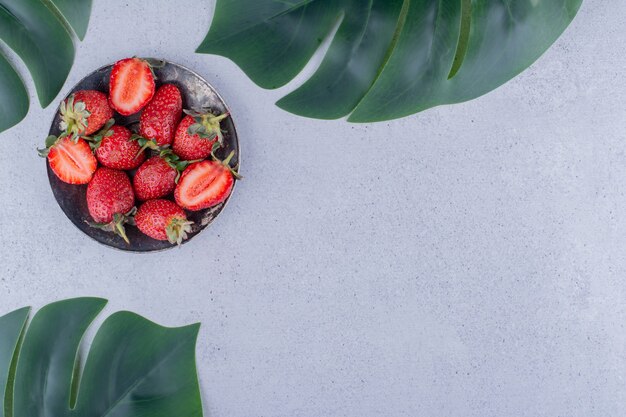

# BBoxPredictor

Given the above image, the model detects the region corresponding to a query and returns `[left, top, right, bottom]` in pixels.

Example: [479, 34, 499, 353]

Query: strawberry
[90, 121, 145, 170]
[60, 90, 113, 138]
[86, 167, 135, 243]
[39, 136, 97, 185]
[133, 149, 195, 201]
[135, 199, 193, 245]
[174, 151, 240, 211]
[109, 58, 155, 116]
[172, 110, 229, 161]
[139, 84, 182, 147]
[133, 157, 177, 201]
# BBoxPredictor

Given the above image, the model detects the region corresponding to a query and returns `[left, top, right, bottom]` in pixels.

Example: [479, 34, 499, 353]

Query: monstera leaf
[0, 298, 203, 417]
[198, 0, 582, 122]
[0, 0, 92, 133]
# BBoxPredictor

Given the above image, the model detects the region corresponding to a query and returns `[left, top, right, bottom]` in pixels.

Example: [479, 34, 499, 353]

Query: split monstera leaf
[0, 0, 584, 134]
[0, 298, 203, 417]
[0, 0, 92, 133]
[198, 0, 583, 122]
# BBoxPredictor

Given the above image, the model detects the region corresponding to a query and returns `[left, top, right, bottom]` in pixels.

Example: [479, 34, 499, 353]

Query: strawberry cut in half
[139, 84, 183, 147]
[90, 121, 146, 170]
[109, 58, 155, 116]
[135, 199, 193, 245]
[172, 110, 229, 161]
[86, 167, 136, 243]
[60, 90, 113, 138]
[174, 151, 240, 211]
[39, 136, 97, 185]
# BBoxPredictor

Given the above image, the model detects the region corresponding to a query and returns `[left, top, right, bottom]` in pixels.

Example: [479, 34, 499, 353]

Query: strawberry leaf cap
[158, 148, 201, 182]
[165, 217, 194, 245]
[131, 134, 162, 157]
[38, 132, 90, 157]
[184, 109, 229, 145]
[60, 94, 92, 139]
[87, 118, 115, 150]
[37, 135, 61, 157]
[140, 57, 165, 80]
[87, 207, 136, 244]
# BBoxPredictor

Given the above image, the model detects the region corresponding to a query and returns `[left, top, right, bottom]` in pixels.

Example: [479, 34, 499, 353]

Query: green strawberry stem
[211, 112, 229, 123]
[222, 150, 235, 166]
[86, 207, 136, 244]
[209, 140, 222, 161]
[132, 134, 161, 158]
[115, 218, 130, 244]
[216, 150, 242, 180]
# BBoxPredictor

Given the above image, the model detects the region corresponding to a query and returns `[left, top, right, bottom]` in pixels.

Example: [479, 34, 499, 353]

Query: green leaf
[44, 135, 58, 148]
[0, 54, 28, 133]
[0, 0, 92, 133]
[48, 0, 93, 40]
[0, 307, 29, 417]
[197, 0, 583, 122]
[1, 298, 203, 417]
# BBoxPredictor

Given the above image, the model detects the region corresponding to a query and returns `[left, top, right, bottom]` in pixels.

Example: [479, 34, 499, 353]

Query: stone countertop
[0, 1, 623, 416]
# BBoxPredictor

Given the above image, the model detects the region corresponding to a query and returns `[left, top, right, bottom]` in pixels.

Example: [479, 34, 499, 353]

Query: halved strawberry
[39, 136, 97, 185]
[172, 110, 229, 161]
[91, 121, 145, 170]
[174, 151, 240, 211]
[109, 58, 155, 116]
[135, 199, 193, 245]
[139, 84, 182, 147]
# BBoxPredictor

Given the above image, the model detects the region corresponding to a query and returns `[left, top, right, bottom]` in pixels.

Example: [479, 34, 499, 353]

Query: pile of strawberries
[39, 58, 239, 245]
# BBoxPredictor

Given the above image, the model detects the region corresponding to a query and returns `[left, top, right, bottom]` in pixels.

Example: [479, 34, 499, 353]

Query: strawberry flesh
[48, 137, 97, 184]
[109, 58, 155, 116]
[174, 160, 234, 211]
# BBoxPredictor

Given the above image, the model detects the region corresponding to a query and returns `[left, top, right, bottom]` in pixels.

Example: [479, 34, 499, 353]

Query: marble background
[0, 1, 623, 416]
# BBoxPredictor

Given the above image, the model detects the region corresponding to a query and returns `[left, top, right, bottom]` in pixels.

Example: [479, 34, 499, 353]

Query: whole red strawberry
[86, 167, 135, 243]
[172, 110, 229, 160]
[174, 151, 240, 211]
[60, 90, 113, 138]
[134, 156, 177, 201]
[109, 58, 155, 116]
[135, 199, 193, 245]
[139, 84, 182, 147]
[39, 136, 97, 184]
[91, 122, 145, 170]
[133, 149, 194, 201]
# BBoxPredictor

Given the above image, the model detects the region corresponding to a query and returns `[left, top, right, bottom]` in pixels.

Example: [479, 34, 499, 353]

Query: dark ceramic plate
[47, 59, 239, 252]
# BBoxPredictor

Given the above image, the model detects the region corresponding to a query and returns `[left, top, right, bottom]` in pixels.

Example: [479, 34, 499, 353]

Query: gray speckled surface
[0, 1, 623, 416]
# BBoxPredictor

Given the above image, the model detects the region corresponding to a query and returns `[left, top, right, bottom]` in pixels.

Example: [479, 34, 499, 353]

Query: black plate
[47, 59, 239, 252]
